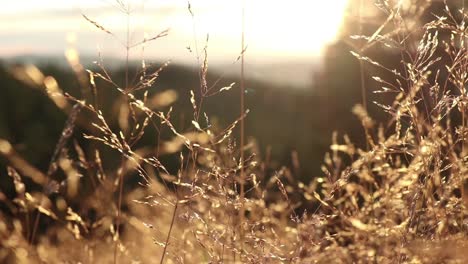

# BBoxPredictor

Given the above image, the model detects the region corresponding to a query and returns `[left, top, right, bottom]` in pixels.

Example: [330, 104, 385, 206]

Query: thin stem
[359, 0, 369, 151]
[113, 158, 125, 263]
[114, 7, 131, 264]
[239, 0, 246, 248]
[125, 11, 130, 92]
[30, 212, 40, 244]
[462, 0, 466, 157]
[359, 0, 367, 112]
[160, 201, 178, 264]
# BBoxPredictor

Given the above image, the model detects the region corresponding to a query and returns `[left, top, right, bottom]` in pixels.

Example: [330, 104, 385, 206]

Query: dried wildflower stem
[114, 5, 131, 264]
[125, 11, 130, 94]
[160, 200, 178, 264]
[30, 212, 40, 244]
[160, 155, 188, 264]
[358, 0, 369, 151]
[239, 0, 246, 250]
[463, 92, 466, 157]
[160, 100, 194, 264]
[358, 0, 367, 112]
[30, 103, 82, 244]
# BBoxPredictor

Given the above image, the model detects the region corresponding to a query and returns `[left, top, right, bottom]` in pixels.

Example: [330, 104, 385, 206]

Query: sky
[0, 0, 349, 87]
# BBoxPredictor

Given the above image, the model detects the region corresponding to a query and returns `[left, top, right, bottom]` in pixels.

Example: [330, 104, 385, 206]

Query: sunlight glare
[185, 0, 350, 59]
[0, 0, 350, 63]
[247, 1, 349, 57]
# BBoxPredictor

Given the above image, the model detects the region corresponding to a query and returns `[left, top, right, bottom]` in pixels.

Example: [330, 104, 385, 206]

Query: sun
[247, 1, 349, 57]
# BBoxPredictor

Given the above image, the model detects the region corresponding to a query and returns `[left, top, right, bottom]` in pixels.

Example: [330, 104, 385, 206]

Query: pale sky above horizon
[0, 0, 348, 60]
[0, 0, 349, 87]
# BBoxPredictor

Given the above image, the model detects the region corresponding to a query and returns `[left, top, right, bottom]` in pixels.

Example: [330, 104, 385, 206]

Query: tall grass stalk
[239, 0, 247, 252]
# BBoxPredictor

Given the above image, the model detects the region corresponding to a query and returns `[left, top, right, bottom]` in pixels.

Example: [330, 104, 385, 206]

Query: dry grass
[0, 0, 467, 263]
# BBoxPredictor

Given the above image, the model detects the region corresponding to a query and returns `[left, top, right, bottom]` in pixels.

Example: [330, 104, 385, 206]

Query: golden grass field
[0, 0, 467, 263]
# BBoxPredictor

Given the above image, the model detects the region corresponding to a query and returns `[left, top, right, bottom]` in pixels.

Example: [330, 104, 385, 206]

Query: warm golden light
[0, 0, 349, 62]
[0, 139, 13, 155]
[189, 0, 350, 58]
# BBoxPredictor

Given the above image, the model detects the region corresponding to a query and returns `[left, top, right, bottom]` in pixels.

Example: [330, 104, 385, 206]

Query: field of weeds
[0, 0, 467, 263]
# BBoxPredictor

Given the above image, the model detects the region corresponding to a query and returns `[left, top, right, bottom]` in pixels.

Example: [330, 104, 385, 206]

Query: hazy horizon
[1, 0, 350, 88]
